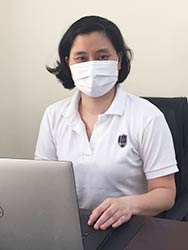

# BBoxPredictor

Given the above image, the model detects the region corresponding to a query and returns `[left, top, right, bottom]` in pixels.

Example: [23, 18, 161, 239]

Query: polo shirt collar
[104, 85, 126, 116]
[62, 90, 82, 134]
[63, 90, 80, 119]
[63, 85, 126, 128]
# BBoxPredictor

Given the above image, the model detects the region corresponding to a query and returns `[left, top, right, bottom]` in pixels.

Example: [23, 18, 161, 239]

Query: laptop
[0, 158, 114, 250]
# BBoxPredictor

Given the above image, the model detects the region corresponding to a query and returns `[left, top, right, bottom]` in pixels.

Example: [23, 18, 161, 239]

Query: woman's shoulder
[126, 91, 163, 116]
[122, 90, 164, 123]
[47, 88, 79, 110]
[46, 96, 72, 113]
[42, 92, 78, 121]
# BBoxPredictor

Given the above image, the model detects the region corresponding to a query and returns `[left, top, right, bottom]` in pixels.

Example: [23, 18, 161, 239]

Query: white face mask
[70, 60, 118, 97]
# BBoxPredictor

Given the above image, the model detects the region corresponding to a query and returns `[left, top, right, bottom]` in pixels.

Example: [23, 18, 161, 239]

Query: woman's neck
[79, 86, 116, 116]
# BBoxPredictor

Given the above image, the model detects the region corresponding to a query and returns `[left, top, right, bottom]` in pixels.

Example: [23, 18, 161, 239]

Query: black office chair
[143, 97, 188, 221]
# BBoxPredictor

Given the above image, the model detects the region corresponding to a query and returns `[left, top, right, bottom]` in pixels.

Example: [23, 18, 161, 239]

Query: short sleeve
[34, 109, 58, 160]
[140, 113, 179, 179]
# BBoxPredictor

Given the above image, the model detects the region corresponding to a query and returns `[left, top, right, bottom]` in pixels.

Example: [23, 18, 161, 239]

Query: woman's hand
[88, 197, 133, 230]
[88, 174, 176, 230]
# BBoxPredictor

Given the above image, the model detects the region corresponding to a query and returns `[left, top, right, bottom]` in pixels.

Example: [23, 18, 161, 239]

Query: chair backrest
[142, 97, 188, 199]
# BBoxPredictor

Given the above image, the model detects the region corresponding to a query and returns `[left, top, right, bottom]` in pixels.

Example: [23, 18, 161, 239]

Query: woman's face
[68, 31, 120, 67]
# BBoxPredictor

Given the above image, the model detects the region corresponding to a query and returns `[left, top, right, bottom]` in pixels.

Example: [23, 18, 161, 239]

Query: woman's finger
[112, 214, 131, 228]
[88, 198, 112, 226]
[93, 205, 120, 230]
[96, 209, 124, 230]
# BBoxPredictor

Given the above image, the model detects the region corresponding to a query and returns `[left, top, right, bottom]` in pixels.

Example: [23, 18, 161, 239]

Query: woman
[35, 15, 178, 230]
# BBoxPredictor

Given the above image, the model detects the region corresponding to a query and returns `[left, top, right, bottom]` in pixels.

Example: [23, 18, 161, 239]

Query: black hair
[47, 15, 133, 89]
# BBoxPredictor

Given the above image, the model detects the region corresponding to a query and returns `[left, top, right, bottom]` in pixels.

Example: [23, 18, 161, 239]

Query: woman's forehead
[70, 31, 115, 54]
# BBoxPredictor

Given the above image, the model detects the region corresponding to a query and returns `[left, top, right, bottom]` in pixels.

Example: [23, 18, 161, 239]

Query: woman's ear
[118, 53, 122, 70]
[65, 56, 69, 65]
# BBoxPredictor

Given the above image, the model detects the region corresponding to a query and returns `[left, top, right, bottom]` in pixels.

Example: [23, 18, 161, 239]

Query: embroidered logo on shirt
[118, 134, 127, 148]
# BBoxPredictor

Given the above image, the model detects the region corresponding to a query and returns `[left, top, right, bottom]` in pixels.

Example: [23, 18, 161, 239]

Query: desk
[125, 217, 188, 250]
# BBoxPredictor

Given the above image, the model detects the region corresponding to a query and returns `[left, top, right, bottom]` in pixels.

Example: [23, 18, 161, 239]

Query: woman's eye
[98, 55, 109, 60]
[75, 56, 87, 62]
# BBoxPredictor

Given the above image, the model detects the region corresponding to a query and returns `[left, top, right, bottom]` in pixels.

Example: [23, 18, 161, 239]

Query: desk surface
[125, 217, 188, 250]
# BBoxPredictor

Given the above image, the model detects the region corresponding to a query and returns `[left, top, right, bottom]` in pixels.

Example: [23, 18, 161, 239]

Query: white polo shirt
[35, 86, 178, 210]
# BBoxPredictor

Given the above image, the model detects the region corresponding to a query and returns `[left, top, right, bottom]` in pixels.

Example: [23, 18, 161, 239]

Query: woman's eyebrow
[96, 48, 110, 53]
[73, 51, 87, 56]
[73, 48, 110, 56]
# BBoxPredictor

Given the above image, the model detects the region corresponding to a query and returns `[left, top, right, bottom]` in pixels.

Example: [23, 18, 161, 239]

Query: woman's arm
[88, 174, 176, 230]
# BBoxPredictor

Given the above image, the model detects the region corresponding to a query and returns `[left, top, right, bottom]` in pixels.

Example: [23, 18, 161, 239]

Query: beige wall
[0, 0, 188, 158]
